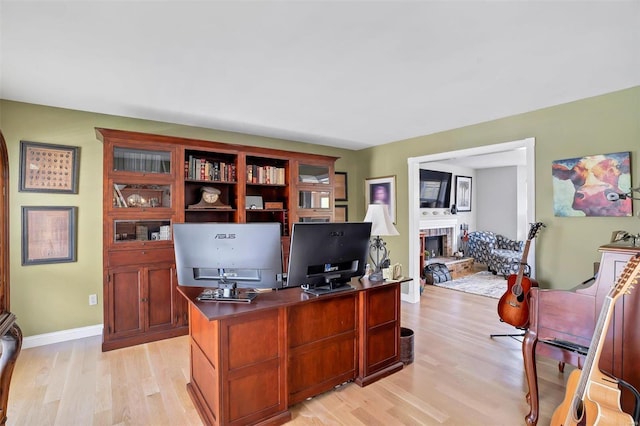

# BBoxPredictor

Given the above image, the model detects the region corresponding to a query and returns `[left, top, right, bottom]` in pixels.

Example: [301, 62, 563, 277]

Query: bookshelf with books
[184, 149, 238, 224]
[97, 127, 338, 350]
[245, 155, 290, 237]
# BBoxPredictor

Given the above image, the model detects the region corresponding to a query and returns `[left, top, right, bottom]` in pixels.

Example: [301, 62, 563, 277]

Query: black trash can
[400, 327, 414, 365]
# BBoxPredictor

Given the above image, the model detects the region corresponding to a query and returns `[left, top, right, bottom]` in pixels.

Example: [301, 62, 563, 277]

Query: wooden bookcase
[97, 128, 338, 351]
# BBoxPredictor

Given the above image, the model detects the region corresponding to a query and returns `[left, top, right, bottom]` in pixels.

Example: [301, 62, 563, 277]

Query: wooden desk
[179, 277, 408, 426]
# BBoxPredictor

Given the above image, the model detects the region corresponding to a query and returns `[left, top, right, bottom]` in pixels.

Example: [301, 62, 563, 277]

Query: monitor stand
[196, 282, 258, 303]
[302, 278, 354, 296]
[303, 284, 354, 296]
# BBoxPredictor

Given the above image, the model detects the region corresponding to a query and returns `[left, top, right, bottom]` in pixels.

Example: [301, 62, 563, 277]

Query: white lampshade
[363, 204, 399, 236]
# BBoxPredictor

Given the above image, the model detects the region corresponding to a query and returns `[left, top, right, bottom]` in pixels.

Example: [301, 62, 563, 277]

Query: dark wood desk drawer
[108, 247, 174, 267]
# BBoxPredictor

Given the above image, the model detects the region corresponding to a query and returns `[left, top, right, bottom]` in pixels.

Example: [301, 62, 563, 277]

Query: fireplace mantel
[419, 214, 458, 230]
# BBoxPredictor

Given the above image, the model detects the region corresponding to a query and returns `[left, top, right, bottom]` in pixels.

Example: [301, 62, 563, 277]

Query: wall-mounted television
[420, 169, 452, 208]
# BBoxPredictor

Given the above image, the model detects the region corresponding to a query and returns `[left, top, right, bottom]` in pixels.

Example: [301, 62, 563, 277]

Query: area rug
[432, 271, 507, 299]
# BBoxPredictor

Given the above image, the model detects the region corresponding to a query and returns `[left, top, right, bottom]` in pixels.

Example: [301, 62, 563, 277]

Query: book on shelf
[246, 165, 285, 185]
[185, 155, 237, 182]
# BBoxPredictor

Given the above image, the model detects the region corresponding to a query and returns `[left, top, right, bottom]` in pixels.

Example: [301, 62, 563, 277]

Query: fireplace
[420, 217, 458, 261]
[424, 235, 444, 257]
[421, 227, 455, 257]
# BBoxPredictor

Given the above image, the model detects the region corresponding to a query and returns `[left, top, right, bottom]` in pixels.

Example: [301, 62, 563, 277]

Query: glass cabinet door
[298, 191, 331, 209]
[298, 164, 330, 184]
[113, 183, 171, 208]
[113, 147, 171, 174]
[114, 219, 172, 243]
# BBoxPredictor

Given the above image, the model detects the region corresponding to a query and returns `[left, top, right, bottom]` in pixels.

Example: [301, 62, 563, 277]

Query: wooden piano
[522, 242, 640, 426]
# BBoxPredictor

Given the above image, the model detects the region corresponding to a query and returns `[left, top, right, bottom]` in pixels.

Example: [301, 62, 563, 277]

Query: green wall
[0, 100, 359, 337]
[2, 85, 639, 337]
[360, 86, 640, 291]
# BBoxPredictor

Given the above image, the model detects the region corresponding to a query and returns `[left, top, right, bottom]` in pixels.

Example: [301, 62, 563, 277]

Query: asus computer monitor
[173, 222, 283, 290]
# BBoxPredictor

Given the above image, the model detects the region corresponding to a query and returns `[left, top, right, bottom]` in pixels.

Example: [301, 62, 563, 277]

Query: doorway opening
[404, 138, 536, 303]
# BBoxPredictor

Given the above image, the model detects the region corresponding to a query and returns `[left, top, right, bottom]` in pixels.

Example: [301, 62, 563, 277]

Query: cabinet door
[111, 144, 174, 176]
[145, 265, 176, 332]
[172, 267, 189, 327]
[358, 284, 401, 380]
[287, 294, 357, 404]
[293, 160, 335, 224]
[106, 267, 145, 339]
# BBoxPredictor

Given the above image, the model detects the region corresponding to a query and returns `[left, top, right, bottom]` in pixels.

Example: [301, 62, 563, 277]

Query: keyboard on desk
[197, 289, 258, 303]
[303, 285, 355, 296]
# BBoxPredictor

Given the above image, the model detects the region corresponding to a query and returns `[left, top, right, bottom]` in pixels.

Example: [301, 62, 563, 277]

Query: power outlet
[89, 294, 98, 306]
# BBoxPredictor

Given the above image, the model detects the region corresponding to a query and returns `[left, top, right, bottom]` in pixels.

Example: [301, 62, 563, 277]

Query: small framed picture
[335, 172, 348, 201]
[365, 175, 396, 223]
[22, 206, 78, 265]
[455, 176, 472, 212]
[19, 141, 80, 193]
[335, 205, 348, 222]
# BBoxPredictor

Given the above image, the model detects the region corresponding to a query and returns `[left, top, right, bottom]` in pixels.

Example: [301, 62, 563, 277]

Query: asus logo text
[214, 233, 236, 239]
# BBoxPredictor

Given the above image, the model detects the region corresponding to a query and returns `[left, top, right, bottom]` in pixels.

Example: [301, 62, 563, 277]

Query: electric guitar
[551, 253, 640, 426]
[496, 222, 545, 328]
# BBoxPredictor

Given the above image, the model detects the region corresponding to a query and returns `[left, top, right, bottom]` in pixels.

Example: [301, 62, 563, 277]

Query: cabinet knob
[141, 251, 146, 255]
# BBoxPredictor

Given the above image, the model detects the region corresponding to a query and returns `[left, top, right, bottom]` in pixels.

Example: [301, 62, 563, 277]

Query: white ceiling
[1, 1, 639, 150]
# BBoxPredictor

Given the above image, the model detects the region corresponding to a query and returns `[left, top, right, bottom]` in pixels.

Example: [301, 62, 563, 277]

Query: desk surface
[178, 276, 411, 321]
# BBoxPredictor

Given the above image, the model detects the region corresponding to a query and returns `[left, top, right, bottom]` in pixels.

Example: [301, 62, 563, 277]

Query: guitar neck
[573, 296, 615, 399]
[515, 239, 532, 281]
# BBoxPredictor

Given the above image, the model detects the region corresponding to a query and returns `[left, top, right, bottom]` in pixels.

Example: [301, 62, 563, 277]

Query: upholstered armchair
[466, 231, 496, 266]
[490, 235, 525, 277]
[467, 231, 524, 277]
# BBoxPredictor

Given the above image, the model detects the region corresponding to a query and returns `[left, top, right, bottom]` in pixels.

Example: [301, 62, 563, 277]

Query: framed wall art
[455, 176, 472, 212]
[22, 206, 78, 265]
[19, 141, 80, 193]
[552, 151, 632, 217]
[335, 172, 348, 201]
[335, 205, 348, 222]
[365, 175, 396, 223]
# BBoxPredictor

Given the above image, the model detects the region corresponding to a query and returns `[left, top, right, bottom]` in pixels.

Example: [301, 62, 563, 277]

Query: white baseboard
[22, 324, 103, 349]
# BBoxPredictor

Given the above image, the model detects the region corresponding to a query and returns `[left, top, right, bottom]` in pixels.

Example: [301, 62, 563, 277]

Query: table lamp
[363, 204, 399, 281]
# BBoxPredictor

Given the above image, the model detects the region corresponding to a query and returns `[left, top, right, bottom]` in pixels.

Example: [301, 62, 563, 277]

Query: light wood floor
[7, 285, 571, 425]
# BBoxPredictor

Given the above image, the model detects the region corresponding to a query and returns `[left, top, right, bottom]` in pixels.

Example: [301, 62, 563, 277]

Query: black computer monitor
[286, 222, 372, 293]
[173, 222, 283, 294]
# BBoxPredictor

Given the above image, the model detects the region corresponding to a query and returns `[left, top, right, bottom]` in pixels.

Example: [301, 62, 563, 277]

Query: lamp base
[368, 271, 384, 282]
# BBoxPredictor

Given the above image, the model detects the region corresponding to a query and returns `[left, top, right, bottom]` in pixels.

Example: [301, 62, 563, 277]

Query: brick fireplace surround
[422, 227, 455, 257]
